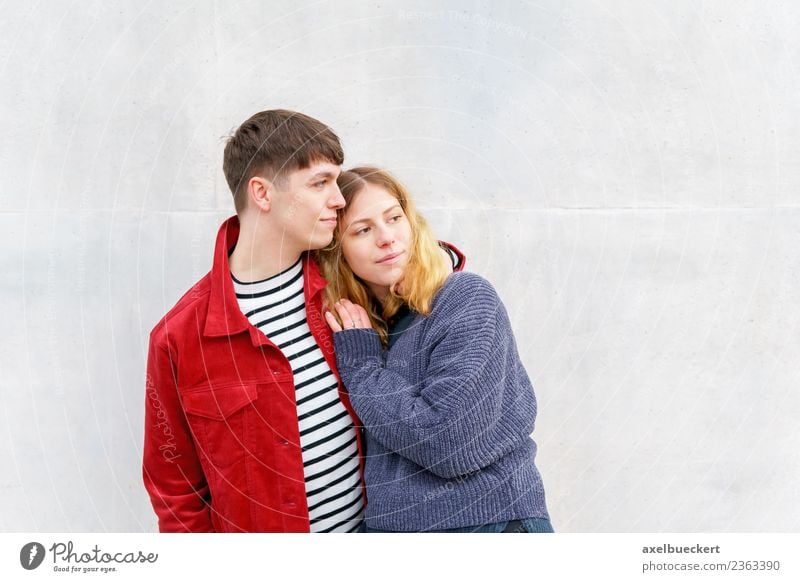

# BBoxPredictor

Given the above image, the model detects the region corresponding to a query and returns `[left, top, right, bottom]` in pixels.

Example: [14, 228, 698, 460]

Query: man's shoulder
[149, 273, 212, 343]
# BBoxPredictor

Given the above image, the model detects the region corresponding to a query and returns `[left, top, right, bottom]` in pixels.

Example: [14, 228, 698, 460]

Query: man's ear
[248, 176, 274, 212]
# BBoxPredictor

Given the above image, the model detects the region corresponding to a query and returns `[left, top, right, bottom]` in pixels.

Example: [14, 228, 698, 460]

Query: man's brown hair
[223, 109, 344, 213]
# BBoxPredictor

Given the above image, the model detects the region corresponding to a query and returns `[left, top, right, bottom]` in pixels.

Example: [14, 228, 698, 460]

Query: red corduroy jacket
[143, 216, 464, 532]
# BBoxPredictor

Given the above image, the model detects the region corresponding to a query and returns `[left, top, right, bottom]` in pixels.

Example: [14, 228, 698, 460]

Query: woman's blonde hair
[316, 166, 450, 345]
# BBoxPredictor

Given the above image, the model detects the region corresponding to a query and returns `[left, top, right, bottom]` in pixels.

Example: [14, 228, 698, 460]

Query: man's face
[270, 160, 345, 253]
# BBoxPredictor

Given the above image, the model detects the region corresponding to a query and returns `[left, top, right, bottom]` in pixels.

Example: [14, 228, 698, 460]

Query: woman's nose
[375, 225, 395, 246]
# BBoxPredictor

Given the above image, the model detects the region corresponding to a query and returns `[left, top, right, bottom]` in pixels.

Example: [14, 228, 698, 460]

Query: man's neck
[229, 223, 302, 283]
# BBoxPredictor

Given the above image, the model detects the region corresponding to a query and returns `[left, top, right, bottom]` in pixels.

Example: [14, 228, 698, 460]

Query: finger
[352, 303, 370, 322]
[342, 300, 364, 325]
[350, 308, 369, 328]
[344, 300, 373, 329]
[340, 299, 363, 322]
[334, 302, 353, 327]
[341, 300, 370, 328]
[324, 311, 342, 333]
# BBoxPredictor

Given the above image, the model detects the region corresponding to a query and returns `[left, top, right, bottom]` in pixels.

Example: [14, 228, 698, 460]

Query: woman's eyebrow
[348, 217, 370, 227]
[348, 204, 401, 227]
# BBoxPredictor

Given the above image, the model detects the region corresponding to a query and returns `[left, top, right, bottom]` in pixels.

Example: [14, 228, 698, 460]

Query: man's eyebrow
[306, 170, 337, 181]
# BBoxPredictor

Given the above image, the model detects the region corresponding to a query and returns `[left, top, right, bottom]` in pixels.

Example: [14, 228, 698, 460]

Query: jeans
[364, 517, 554, 533]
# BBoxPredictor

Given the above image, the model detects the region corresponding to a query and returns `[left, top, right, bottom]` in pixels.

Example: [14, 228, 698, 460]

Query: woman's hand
[325, 299, 373, 333]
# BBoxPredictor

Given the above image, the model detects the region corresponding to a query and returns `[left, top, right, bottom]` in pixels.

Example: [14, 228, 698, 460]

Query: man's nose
[329, 184, 345, 209]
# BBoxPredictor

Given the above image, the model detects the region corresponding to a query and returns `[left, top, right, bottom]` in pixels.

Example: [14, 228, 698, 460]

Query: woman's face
[340, 183, 412, 302]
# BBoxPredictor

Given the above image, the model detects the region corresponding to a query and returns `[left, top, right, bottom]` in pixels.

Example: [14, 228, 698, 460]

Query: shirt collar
[203, 216, 329, 338]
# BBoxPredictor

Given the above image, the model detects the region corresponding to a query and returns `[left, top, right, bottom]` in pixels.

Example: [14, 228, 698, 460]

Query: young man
[143, 110, 464, 533]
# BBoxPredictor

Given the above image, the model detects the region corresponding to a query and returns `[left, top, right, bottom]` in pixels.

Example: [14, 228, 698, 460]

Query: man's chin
[306, 234, 334, 251]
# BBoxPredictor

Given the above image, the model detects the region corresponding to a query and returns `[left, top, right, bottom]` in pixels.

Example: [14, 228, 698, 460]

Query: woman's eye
[355, 227, 370, 235]
[389, 215, 402, 223]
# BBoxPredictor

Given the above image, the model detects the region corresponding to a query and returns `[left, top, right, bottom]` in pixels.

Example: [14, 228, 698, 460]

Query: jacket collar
[442, 241, 466, 270]
[203, 216, 329, 339]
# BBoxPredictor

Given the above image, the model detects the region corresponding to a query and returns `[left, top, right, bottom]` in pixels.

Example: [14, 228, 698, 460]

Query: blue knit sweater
[333, 271, 549, 531]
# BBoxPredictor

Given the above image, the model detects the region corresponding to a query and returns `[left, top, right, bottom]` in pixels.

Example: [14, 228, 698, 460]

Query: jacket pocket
[182, 383, 258, 470]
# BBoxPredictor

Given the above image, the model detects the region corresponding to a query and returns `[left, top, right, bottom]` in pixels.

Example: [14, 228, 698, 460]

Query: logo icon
[20, 542, 46, 570]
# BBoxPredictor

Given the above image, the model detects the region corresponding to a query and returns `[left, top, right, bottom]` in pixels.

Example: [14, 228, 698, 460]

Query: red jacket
[143, 216, 465, 532]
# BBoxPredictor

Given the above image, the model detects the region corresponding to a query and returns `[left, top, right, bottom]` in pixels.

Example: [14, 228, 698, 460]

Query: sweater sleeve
[333, 273, 536, 479]
[142, 333, 215, 532]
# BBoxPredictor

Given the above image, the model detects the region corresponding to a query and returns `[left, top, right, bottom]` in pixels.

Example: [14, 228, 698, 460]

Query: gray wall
[2, 0, 798, 532]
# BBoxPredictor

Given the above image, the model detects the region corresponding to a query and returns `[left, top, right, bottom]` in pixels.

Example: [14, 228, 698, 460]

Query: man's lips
[376, 251, 403, 264]
[320, 217, 337, 227]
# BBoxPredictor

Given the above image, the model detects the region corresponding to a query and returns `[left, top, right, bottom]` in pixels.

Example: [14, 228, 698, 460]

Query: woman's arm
[331, 273, 537, 479]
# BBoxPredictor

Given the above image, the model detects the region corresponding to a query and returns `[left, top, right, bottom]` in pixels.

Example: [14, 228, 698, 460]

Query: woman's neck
[368, 283, 391, 305]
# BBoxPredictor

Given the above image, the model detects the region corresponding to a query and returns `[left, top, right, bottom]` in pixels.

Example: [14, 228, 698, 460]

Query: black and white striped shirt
[233, 258, 364, 533]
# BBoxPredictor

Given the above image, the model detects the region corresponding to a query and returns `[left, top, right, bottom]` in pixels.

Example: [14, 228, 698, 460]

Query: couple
[143, 109, 551, 533]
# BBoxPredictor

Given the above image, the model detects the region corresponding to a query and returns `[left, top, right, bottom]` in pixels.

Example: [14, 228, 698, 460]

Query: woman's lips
[376, 251, 403, 265]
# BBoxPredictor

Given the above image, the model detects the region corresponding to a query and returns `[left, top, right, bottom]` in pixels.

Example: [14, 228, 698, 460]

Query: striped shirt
[233, 258, 364, 533]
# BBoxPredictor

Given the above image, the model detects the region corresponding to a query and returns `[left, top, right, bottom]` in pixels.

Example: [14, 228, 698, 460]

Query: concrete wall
[2, 0, 798, 531]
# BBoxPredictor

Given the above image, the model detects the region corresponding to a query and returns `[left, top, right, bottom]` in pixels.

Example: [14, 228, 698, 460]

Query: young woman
[319, 167, 552, 533]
